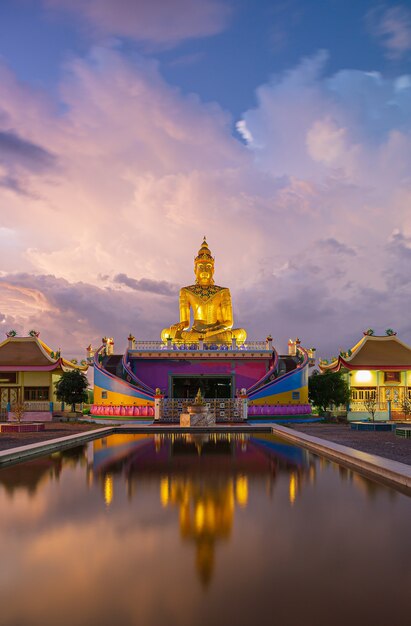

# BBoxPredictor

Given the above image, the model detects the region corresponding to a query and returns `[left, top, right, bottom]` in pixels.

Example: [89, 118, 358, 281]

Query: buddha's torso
[182, 285, 230, 327]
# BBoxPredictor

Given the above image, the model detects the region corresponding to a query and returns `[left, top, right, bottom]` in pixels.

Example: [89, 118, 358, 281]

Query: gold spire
[195, 236, 214, 264]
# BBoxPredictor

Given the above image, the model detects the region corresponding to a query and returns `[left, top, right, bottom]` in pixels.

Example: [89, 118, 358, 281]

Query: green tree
[308, 370, 350, 416]
[55, 370, 89, 413]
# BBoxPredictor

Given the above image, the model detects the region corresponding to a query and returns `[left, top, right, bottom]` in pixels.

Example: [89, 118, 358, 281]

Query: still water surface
[0, 433, 410, 626]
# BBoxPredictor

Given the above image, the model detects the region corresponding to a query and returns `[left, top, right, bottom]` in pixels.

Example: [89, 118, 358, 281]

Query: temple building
[0, 332, 88, 420]
[319, 330, 411, 421]
[92, 238, 315, 420]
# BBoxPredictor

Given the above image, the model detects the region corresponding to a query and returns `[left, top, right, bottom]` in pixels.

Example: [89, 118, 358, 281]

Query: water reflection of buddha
[161, 237, 247, 345]
[161, 476, 247, 586]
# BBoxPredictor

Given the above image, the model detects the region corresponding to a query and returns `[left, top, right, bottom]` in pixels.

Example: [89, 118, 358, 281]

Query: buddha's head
[194, 237, 215, 285]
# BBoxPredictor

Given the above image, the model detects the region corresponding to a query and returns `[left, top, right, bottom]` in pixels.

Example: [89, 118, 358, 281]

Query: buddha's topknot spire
[195, 236, 214, 264]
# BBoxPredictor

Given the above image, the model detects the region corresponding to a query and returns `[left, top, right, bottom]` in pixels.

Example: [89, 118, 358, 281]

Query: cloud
[0, 273, 176, 358]
[385, 229, 411, 287]
[1, 48, 411, 359]
[43, 0, 231, 46]
[0, 175, 31, 195]
[367, 4, 411, 59]
[113, 273, 177, 296]
[237, 50, 411, 183]
[0, 130, 55, 171]
[234, 50, 411, 352]
[317, 238, 356, 257]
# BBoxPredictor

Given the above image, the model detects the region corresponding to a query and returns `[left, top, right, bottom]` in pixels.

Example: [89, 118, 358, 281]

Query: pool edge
[0, 427, 115, 465]
[272, 424, 411, 492]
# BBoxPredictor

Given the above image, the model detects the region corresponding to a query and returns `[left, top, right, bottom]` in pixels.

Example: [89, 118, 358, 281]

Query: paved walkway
[290, 423, 411, 466]
[0, 422, 103, 452]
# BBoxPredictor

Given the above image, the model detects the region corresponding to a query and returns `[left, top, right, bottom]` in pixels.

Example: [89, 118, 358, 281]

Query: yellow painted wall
[21, 371, 51, 386]
[51, 373, 62, 401]
[349, 370, 411, 387]
[249, 386, 308, 405]
[94, 386, 154, 406]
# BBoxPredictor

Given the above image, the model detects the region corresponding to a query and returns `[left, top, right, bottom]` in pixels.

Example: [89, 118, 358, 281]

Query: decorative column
[240, 388, 248, 421]
[166, 337, 172, 351]
[107, 338, 114, 356]
[266, 335, 273, 351]
[154, 388, 164, 421]
[199, 336, 204, 351]
[231, 337, 237, 351]
[128, 334, 135, 350]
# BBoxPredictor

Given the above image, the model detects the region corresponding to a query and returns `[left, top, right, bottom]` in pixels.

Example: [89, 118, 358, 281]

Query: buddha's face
[195, 261, 214, 285]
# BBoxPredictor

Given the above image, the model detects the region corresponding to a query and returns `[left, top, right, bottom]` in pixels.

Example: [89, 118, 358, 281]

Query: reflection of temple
[91, 433, 315, 585]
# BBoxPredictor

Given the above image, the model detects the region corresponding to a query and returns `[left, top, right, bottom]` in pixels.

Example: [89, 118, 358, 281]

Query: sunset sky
[0, 0, 411, 359]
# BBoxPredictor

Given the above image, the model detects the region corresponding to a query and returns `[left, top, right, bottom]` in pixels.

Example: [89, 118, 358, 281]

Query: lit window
[355, 370, 372, 383]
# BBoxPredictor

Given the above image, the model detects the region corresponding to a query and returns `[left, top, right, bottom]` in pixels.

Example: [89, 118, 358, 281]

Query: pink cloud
[43, 0, 231, 46]
[1, 49, 411, 358]
[367, 4, 411, 60]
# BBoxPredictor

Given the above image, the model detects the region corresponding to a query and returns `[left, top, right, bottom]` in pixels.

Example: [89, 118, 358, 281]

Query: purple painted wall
[131, 357, 271, 396]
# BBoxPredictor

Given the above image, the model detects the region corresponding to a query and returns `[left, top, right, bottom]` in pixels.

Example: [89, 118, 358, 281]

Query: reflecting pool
[0, 433, 410, 626]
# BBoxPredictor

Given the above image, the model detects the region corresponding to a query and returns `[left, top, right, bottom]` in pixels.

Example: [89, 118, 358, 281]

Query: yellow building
[319, 331, 411, 421]
[0, 333, 88, 420]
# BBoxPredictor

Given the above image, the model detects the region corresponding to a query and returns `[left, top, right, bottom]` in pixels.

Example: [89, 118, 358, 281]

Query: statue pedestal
[180, 405, 215, 427]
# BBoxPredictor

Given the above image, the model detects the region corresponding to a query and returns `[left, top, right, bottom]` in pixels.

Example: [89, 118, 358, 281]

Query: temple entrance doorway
[171, 376, 232, 399]
[0, 387, 20, 409]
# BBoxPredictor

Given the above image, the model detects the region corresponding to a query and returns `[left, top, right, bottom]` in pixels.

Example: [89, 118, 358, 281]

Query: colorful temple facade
[0, 332, 88, 420]
[92, 239, 315, 420]
[319, 331, 411, 421]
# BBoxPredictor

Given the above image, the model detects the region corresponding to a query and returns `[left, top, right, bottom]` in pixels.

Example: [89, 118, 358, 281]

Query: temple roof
[320, 335, 411, 372]
[0, 336, 88, 372]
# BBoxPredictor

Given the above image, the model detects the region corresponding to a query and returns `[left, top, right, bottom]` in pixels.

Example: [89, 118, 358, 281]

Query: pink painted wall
[132, 357, 270, 395]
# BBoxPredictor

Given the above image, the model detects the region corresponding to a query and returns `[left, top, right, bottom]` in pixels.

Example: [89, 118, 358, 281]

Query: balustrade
[23, 401, 51, 412]
[133, 340, 269, 352]
[350, 401, 388, 412]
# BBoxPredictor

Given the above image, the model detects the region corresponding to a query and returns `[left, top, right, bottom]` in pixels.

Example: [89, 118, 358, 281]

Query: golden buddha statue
[161, 237, 247, 345]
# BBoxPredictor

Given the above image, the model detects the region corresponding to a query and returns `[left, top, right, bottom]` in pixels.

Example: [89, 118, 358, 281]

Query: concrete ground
[290, 422, 411, 466]
[0, 422, 103, 452]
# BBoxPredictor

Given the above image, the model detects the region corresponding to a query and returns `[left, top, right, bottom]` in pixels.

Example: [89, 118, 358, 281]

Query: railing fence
[132, 340, 268, 352]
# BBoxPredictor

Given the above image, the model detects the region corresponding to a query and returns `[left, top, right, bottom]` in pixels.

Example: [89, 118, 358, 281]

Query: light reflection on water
[0, 433, 410, 626]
